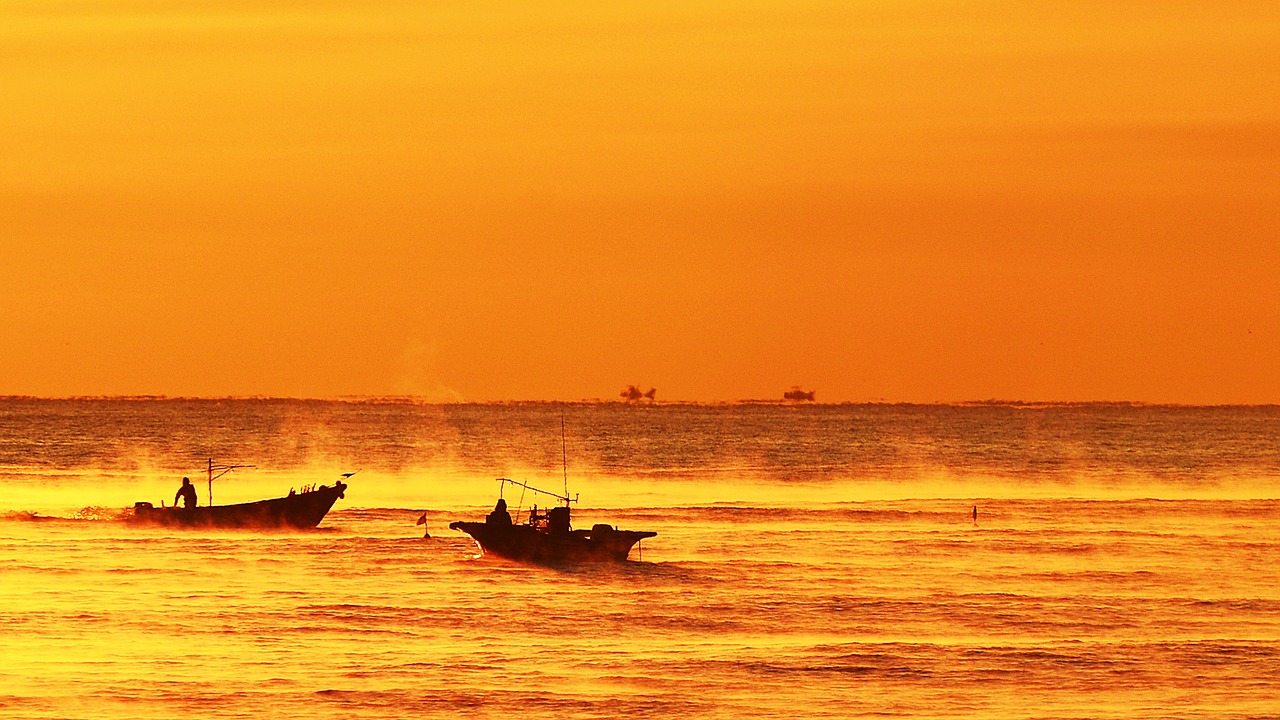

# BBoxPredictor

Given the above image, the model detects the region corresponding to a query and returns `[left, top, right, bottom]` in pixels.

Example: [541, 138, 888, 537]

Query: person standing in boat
[486, 497, 512, 526]
[175, 477, 198, 509]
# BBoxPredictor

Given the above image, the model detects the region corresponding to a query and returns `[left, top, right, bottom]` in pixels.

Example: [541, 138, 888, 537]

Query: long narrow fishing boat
[128, 460, 349, 529]
[450, 478, 655, 564]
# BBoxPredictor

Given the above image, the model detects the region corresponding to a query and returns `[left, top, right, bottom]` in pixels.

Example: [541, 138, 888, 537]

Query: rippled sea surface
[2, 399, 1279, 719]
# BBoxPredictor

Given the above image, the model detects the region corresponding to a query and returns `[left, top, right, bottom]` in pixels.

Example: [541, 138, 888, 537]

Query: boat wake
[0, 506, 130, 522]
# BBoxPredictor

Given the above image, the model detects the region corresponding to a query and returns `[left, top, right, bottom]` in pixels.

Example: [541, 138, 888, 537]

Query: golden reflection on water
[4, 492, 1279, 719]
[5, 401, 1280, 718]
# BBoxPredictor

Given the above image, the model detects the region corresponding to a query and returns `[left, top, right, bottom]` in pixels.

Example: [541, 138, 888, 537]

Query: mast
[561, 413, 569, 499]
[205, 458, 257, 506]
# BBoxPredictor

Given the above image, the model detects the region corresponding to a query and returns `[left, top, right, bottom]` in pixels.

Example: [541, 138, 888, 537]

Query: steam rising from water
[3, 399, 1280, 517]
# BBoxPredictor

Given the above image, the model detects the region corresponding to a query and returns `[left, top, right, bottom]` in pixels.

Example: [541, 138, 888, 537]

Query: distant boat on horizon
[784, 387, 816, 402]
[620, 385, 657, 402]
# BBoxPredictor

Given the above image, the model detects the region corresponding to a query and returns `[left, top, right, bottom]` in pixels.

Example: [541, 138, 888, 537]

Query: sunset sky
[3, 1, 1278, 403]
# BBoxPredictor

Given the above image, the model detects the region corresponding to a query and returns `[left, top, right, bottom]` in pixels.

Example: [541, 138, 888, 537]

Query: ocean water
[1, 398, 1279, 719]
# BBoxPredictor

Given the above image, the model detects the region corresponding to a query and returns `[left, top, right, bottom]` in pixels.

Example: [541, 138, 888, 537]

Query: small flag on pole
[417, 512, 429, 538]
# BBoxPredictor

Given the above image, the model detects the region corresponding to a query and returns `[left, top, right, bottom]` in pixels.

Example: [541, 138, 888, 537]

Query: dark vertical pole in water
[207, 458, 214, 506]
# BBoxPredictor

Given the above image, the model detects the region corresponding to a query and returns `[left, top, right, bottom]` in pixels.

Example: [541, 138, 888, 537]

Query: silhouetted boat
[131, 483, 347, 529]
[784, 386, 816, 401]
[128, 460, 348, 529]
[450, 478, 655, 564]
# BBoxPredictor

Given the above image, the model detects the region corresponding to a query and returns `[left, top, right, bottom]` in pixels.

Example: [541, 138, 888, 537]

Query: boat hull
[130, 482, 346, 529]
[449, 520, 655, 564]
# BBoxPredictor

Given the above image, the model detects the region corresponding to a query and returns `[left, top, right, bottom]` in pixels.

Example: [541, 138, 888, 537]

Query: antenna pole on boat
[204, 458, 257, 507]
[561, 413, 569, 499]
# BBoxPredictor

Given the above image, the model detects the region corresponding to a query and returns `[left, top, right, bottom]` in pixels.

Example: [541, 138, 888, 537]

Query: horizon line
[2, 394, 1278, 409]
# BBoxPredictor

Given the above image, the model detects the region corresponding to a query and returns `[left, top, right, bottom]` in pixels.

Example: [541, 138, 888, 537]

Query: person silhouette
[175, 477, 198, 509]
[972, 505, 978, 525]
[486, 497, 512, 526]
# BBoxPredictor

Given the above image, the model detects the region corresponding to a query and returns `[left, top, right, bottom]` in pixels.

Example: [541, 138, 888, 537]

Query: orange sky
[3, 2, 1278, 403]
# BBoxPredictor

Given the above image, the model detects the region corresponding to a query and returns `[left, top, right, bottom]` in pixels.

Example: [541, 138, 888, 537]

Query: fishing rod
[496, 477, 577, 506]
